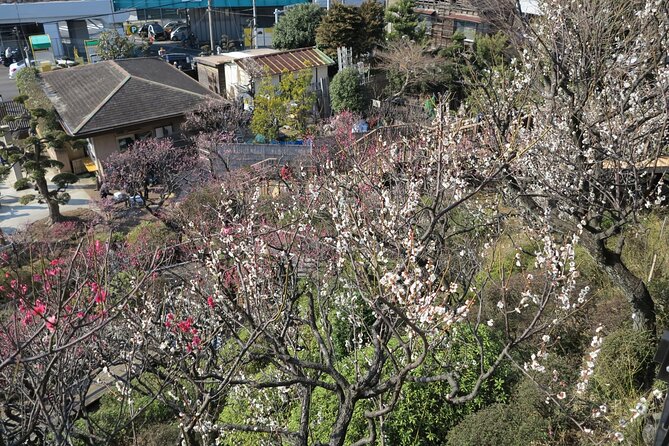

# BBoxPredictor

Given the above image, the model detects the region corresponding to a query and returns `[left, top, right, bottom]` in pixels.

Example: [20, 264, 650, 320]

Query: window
[155, 125, 173, 138]
[454, 20, 478, 41]
[136, 131, 152, 141]
[117, 134, 135, 151]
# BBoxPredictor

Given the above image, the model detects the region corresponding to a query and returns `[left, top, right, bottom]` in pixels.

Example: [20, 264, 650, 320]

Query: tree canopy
[97, 30, 135, 60]
[316, 2, 365, 58]
[386, 0, 424, 41]
[273, 3, 325, 50]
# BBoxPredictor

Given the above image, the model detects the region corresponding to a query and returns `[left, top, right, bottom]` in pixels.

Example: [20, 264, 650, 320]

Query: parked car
[8, 58, 34, 79]
[55, 58, 78, 67]
[1, 48, 19, 67]
[163, 21, 185, 36]
[161, 52, 193, 71]
[138, 23, 166, 40]
[170, 25, 191, 42]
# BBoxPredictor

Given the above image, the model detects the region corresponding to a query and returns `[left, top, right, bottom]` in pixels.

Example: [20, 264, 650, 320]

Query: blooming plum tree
[103, 137, 201, 218]
[111, 114, 592, 445]
[466, 0, 669, 333]
[0, 235, 169, 445]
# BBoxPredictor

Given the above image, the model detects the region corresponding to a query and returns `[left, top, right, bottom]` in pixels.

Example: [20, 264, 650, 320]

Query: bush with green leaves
[13, 177, 32, 191]
[251, 69, 315, 140]
[330, 68, 366, 114]
[98, 30, 135, 60]
[273, 3, 325, 50]
[445, 380, 550, 446]
[384, 325, 515, 446]
[126, 221, 178, 253]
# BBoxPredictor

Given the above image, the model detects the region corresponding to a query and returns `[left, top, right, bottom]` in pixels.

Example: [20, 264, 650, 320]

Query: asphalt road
[0, 65, 19, 102]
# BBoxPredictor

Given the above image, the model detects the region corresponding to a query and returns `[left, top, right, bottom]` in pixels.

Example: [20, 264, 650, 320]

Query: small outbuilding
[195, 47, 335, 115]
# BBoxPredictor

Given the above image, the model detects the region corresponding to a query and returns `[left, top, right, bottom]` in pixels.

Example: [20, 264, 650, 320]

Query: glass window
[155, 125, 173, 138]
[117, 134, 135, 151]
[454, 20, 478, 41]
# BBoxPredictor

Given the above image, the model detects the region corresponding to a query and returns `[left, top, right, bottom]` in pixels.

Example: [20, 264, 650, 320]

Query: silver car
[171, 25, 191, 42]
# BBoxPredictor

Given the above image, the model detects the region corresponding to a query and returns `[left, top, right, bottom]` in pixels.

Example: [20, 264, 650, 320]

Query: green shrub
[73, 389, 174, 445]
[330, 68, 366, 114]
[446, 380, 549, 446]
[14, 177, 32, 191]
[591, 327, 654, 400]
[135, 423, 181, 445]
[385, 326, 515, 446]
[19, 194, 35, 205]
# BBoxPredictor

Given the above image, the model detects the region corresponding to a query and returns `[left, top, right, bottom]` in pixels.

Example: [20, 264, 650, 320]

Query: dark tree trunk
[580, 231, 656, 333]
[35, 176, 63, 224]
[297, 385, 312, 446]
[329, 393, 355, 446]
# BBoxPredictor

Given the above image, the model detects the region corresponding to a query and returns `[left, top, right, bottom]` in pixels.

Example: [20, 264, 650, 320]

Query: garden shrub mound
[446, 380, 549, 446]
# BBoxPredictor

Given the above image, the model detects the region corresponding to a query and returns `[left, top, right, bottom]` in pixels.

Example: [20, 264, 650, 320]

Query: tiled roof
[41, 57, 214, 137]
[236, 47, 335, 77]
[0, 100, 30, 133]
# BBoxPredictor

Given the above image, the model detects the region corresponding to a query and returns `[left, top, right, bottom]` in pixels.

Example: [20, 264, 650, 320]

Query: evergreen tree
[359, 0, 386, 54]
[316, 2, 365, 58]
[386, 0, 424, 41]
[1, 122, 84, 224]
[273, 4, 325, 50]
[251, 70, 315, 141]
[0, 69, 85, 224]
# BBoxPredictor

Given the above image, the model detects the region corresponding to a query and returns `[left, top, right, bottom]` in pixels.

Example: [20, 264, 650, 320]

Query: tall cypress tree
[359, 0, 386, 54]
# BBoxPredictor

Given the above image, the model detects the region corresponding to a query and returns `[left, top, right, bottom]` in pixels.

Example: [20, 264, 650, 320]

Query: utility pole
[252, 0, 257, 49]
[274, 8, 280, 25]
[207, 0, 215, 52]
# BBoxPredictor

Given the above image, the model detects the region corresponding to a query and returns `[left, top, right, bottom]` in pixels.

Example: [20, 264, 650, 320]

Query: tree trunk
[329, 393, 355, 446]
[580, 231, 656, 333]
[297, 385, 312, 446]
[35, 176, 63, 224]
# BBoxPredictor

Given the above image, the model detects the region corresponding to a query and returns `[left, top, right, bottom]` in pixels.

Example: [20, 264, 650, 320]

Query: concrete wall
[47, 144, 86, 173]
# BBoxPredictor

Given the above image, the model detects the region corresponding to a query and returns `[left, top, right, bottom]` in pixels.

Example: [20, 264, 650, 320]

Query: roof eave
[72, 111, 189, 138]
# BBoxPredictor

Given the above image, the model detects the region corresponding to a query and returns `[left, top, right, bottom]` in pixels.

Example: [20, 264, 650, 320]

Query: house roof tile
[41, 57, 213, 137]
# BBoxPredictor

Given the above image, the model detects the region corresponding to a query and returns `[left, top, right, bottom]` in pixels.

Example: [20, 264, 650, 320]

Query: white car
[170, 25, 191, 42]
[8, 59, 34, 79]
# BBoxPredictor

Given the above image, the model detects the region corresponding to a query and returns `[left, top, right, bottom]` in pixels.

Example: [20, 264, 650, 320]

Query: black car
[138, 23, 166, 40]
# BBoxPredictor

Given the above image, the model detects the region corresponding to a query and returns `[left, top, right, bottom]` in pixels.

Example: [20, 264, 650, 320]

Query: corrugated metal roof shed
[237, 47, 335, 76]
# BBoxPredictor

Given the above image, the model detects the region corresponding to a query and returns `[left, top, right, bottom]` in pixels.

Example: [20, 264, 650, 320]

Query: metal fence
[215, 141, 313, 173]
